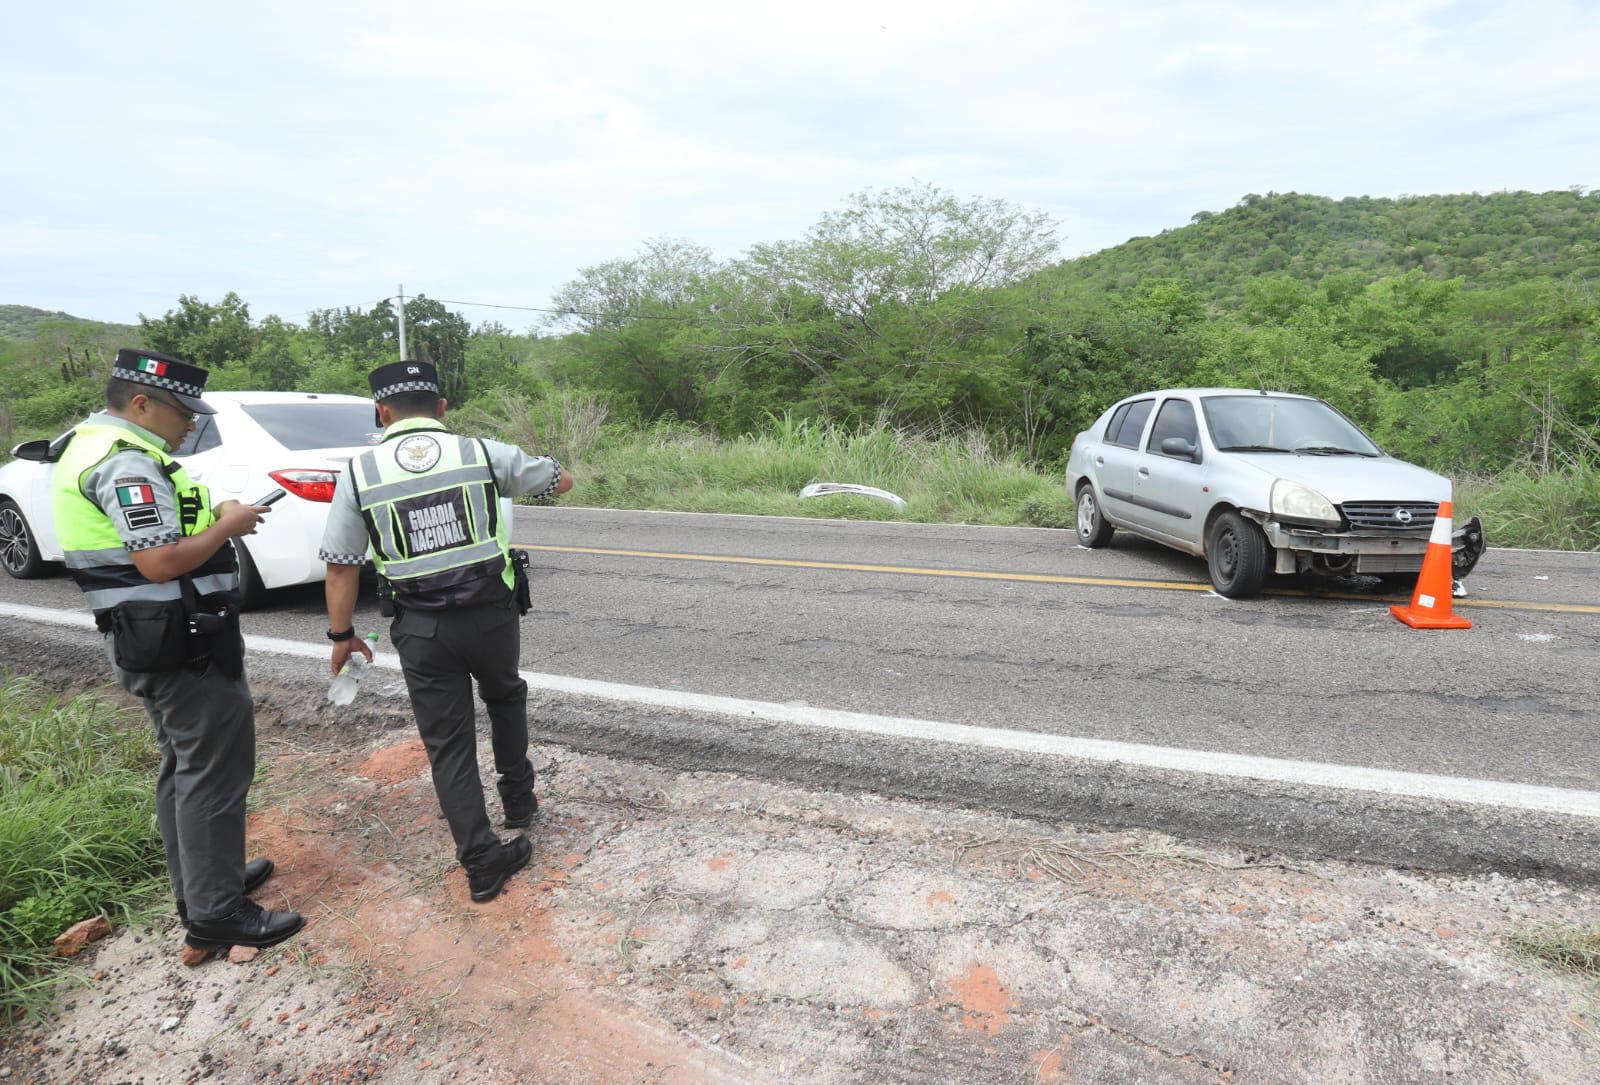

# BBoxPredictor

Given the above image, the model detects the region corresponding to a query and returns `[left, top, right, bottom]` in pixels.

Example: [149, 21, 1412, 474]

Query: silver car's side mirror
[1160, 437, 1200, 462]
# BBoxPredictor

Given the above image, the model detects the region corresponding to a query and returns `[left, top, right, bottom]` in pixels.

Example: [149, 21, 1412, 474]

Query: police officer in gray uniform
[320, 360, 571, 902]
[51, 350, 303, 954]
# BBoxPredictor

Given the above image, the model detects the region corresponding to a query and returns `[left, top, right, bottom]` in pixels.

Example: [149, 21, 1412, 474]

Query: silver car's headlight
[1270, 480, 1340, 526]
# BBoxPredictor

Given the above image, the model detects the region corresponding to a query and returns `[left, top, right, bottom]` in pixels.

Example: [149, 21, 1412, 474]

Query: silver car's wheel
[1075, 486, 1115, 548]
[1207, 511, 1268, 598]
[0, 499, 45, 579]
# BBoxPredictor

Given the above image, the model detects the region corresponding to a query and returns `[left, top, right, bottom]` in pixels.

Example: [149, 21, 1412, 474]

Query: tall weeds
[0, 679, 164, 1022]
[457, 388, 610, 468]
[1458, 461, 1600, 551]
[577, 412, 1065, 525]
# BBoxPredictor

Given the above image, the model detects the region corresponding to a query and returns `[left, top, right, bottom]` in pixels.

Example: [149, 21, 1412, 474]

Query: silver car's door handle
[1138, 467, 1150, 477]
[1095, 456, 1105, 466]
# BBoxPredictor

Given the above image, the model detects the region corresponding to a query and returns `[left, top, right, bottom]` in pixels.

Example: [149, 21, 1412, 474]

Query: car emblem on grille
[1395, 509, 1413, 524]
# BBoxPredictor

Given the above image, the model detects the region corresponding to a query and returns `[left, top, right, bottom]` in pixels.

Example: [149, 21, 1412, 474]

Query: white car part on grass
[799, 482, 908, 511]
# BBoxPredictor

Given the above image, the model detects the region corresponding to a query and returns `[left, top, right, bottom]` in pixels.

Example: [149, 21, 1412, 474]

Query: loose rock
[53, 915, 112, 957]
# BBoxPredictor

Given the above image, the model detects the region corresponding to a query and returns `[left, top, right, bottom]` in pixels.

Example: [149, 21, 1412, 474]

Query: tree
[137, 292, 255, 369]
[546, 239, 723, 420]
[723, 183, 1060, 431]
[250, 316, 305, 390]
[750, 181, 1058, 321]
[403, 296, 472, 404]
[548, 238, 719, 333]
[308, 301, 396, 362]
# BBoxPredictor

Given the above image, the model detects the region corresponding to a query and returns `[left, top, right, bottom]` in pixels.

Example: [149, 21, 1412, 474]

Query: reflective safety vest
[51, 421, 237, 617]
[349, 418, 513, 609]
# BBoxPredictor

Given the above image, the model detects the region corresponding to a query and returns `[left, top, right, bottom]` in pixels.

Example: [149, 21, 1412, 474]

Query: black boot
[185, 899, 304, 951]
[502, 792, 538, 829]
[467, 837, 533, 903]
[176, 858, 277, 925]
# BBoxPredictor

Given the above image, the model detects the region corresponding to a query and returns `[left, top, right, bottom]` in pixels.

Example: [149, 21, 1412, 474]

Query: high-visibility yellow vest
[51, 421, 236, 617]
[349, 418, 512, 608]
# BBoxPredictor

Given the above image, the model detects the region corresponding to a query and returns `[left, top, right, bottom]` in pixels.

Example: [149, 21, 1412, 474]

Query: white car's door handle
[1094, 456, 1105, 466]
[1138, 467, 1150, 477]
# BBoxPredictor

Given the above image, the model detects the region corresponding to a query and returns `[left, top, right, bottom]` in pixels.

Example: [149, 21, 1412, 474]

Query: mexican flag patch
[135, 357, 167, 376]
[116, 483, 155, 507]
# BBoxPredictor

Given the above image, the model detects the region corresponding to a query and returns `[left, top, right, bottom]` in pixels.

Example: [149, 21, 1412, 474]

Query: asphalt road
[5, 506, 1596, 792]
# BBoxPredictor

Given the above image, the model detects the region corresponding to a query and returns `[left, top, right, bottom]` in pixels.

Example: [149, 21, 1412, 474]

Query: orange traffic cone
[1390, 494, 1471, 630]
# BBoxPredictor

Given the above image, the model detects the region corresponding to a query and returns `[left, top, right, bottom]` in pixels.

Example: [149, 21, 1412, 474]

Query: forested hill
[0, 304, 134, 340]
[1041, 190, 1600, 304]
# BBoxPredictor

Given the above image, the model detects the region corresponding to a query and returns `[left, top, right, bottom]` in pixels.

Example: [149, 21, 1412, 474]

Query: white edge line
[6, 600, 1597, 821]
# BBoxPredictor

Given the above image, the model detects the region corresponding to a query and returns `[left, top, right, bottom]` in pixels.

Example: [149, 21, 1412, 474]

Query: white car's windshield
[1201, 396, 1381, 457]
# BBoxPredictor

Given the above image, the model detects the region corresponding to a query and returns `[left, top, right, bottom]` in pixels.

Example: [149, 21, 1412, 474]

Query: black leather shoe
[176, 858, 277, 925]
[185, 899, 305, 951]
[502, 792, 537, 829]
[467, 837, 533, 902]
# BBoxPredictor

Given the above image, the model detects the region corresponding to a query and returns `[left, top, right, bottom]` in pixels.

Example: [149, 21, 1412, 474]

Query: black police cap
[369, 361, 440, 401]
[111, 349, 216, 415]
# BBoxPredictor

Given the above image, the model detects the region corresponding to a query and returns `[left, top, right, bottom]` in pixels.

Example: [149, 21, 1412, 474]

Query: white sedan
[0, 391, 389, 606]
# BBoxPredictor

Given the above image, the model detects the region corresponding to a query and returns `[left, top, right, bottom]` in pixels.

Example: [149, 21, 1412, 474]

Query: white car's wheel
[233, 539, 269, 610]
[1075, 486, 1115, 548]
[0, 499, 45, 579]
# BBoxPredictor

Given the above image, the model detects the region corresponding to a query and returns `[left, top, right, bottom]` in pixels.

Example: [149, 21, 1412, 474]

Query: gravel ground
[2, 664, 1597, 1084]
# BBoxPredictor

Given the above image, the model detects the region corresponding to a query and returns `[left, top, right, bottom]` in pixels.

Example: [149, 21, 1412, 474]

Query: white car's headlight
[1271, 480, 1339, 525]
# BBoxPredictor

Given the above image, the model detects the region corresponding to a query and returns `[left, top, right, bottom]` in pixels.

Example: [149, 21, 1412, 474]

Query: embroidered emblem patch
[116, 483, 155, 507]
[124, 506, 165, 530]
[395, 434, 442, 473]
[113, 479, 164, 530]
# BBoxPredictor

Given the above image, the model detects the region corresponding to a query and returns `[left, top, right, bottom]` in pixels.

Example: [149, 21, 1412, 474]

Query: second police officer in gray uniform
[320, 361, 572, 902]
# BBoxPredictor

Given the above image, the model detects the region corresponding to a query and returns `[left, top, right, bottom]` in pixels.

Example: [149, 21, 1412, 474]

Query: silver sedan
[1065, 389, 1485, 598]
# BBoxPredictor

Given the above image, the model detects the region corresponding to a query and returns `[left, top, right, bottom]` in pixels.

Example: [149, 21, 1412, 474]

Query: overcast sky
[4, 0, 1598, 327]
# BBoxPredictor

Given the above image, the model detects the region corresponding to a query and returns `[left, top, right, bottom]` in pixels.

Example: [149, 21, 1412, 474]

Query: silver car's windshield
[1201, 396, 1381, 457]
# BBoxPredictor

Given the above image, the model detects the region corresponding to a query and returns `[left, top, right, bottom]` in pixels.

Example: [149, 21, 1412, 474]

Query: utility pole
[396, 283, 408, 361]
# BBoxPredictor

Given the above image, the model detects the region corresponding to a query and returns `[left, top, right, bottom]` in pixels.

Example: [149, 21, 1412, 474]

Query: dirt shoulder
[2, 670, 1598, 1083]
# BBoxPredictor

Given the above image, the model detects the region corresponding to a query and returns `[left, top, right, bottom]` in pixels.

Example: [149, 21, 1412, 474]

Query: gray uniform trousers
[389, 600, 535, 868]
[104, 637, 253, 921]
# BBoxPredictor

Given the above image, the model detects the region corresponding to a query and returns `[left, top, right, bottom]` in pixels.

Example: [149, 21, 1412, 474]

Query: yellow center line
[513, 543, 1600, 615]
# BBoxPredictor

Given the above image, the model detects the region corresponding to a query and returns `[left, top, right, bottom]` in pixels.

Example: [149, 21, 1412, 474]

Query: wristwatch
[327, 627, 356, 642]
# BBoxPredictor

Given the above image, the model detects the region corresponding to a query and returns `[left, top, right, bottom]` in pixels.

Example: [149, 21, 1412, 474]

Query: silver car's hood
[1226, 454, 1451, 504]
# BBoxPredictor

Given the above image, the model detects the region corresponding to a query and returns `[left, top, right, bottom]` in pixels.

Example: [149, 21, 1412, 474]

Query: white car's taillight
[269, 469, 340, 503]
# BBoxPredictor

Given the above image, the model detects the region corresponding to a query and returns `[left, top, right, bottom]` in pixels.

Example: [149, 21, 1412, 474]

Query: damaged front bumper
[1259, 515, 1487, 578]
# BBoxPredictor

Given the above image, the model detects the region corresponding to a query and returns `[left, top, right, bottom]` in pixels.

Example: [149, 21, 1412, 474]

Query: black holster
[511, 550, 532, 616]
[187, 595, 244, 678]
[377, 576, 396, 618]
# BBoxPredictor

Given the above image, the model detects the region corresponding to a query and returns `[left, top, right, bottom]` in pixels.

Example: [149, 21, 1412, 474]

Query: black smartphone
[254, 489, 287, 507]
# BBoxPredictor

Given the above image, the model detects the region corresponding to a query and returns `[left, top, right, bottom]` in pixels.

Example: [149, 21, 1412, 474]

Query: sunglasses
[143, 392, 196, 424]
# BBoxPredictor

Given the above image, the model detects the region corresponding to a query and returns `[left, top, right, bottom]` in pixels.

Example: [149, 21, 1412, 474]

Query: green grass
[0, 678, 165, 1023]
[1457, 463, 1600, 551]
[1507, 922, 1600, 976]
[549, 415, 1075, 528]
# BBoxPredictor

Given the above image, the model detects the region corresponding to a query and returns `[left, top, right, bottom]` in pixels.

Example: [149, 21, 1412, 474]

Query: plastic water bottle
[327, 631, 378, 706]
